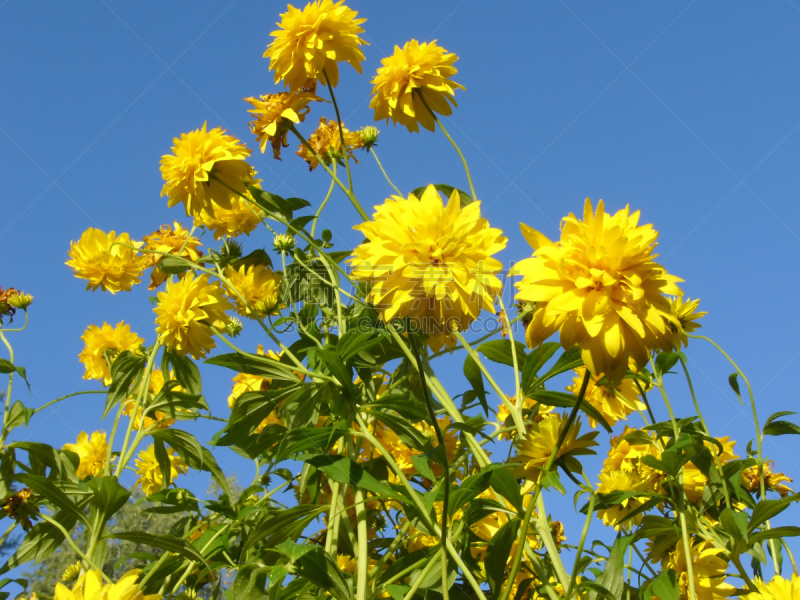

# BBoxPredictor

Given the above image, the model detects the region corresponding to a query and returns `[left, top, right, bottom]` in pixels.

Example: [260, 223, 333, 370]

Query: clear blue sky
[2, 0, 800, 580]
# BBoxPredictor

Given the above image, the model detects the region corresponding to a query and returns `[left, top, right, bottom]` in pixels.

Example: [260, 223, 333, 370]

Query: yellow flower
[401, 500, 463, 553]
[681, 437, 737, 503]
[496, 396, 554, 440]
[63, 431, 108, 478]
[134, 444, 188, 496]
[61, 561, 82, 583]
[741, 574, 800, 600]
[55, 569, 161, 600]
[122, 369, 180, 430]
[79, 321, 144, 385]
[224, 263, 283, 319]
[566, 367, 645, 428]
[662, 540, 735, 600]
[66, 228, 148, 293]
[193, 191, 265, 240]
[265, 0, 367, 92]
[667, 296, 707, 349]
[142, 222, 203, 290]
[741, 461, 793, 497]
[603, 426, 662, 473]
[245, 91, 322, 159]
[160, 122, 254, 219]
[296, 117, 364, 170]
[515, 199, 683, 384]
[512, 413, 598, 482]
[370, 40, 464, 133]
[154, 273, 233, 359]
[350, 185, 507, 352]
[471, 483, 540, 564]
[595, 469, 654, 531]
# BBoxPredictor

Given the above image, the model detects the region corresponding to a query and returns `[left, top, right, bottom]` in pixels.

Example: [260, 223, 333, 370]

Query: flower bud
[225, 317, 243, 338]
[7, 292, 33, 310]
[360, 125, 379, 150]
[273, 233, 296, 253]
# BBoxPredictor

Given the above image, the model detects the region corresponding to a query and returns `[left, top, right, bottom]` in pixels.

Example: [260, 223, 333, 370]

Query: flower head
[742, 461, 793, 497]
[667, 295, 706, 349]
[265, 0, 368, 92]
[663, 539, 735, 600]
[55, 569, 161, 600]
[370, 40, 464, 133]
[61, 562, 82, 583]
[742, 574, 800, 600]
[296, 117, 364, 171]
[273, 233, 296, 253]
[63, 431, 108, 478]
[512, 413, 598, 481]
[154, 273, 233, 359]
[1, 488, 38, 531]
[225, 263, 283, 319]
[245, 91, 322, 158]
[160, 123, 254, 218]
[515, 199, 683, 383]
[79, 321, 144, 385]
[134, 444, 188, 496]
[66, 228, 148, 293]
[566, 367, 645, 428]
[142, 222, 203, 290]
[7, 291, 33, 310]
[193, 191, 264, 240]
[350, 185, 507, 352]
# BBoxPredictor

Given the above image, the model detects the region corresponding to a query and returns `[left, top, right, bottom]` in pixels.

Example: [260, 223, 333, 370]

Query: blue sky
[2, 0, 800, 582]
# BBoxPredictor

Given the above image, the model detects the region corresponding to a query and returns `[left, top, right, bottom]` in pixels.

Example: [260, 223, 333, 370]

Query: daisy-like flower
[134, 444, 188, 496]
[142, 222, 203, 290]
[741, 574, 800, 600]
[666, 295, 707, 349]
[265, 0, 368, 92]
[370, 40, 464, 133]
[350, 185, 507, 352]
[245, 91, 322, 159]
[62, 431, 108, 478]
[66, 228, 148, 293]
[742, 461, 794, 497]
[471, 483, 540, 565]
[55, 569, 162, 600]
[662, 539, 735, 600]
[194, 191, 265, 240]
[160, 123, 254, 219]
[566, 367, 645, 428]
[296, 117, 364, 171]
[595, 469, 654, 531]
[511, 413, 598, 482]
[78, 321, 144, 385]
[154, 273, 233, 359]
[515, 199, 683, 384]
[224, 263, 283, 318]
[603, 426, 662, 474]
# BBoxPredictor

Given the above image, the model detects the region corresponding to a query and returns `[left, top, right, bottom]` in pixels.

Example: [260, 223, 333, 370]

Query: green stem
[40, 514, 112, 584]
[371, 149, 401, 195]
[566, 477, 596, 599]
[401, 548, 442, 600]
[324, 72, 354, 194]
[32, 390, 105, 415]
[0, 311, 29, 334]
[0, 332, 14, 446]
[408, 321, 450, 600]
[311, 161, 337, 239]
[415, 91, 476, 201]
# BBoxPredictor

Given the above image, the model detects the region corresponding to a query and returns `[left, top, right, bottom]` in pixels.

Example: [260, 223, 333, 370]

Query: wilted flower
[1, 488, 38, 531]
[296, 117, 364, 171]
[245, 91, 322, 159]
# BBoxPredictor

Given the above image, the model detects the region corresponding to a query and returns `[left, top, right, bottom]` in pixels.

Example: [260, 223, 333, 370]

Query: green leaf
[109, 531, 211, 572]
[410, 184, 473, 206]
[152, 438, 172, 491]
[521, 342, 560, 394]
[587, 535, 633, 600]
[528, 390, 612, 432]
[0, 510, 77, 575]
[15, 473, 90, 527]
[275, 426, 346, 462]
[728, 373, 743, 405]
[5, 400, 33, 431]
[411, 454, 436, 480]
[0, 359, 29, 391]
[162, 351, 202, 395]
[750, 526, 800, 544]
[205, 352, 299, 380]
[485, 518, 520, 597]
[463, 355, 488, 413]
[488, 465, 524, 514]
[720, 507, 748, 545]
[337, 327, 391, 365]
[10, 442, 78, 481]
[304, 455, 401, 500]
[748, 494, 800, 534]
[104, 351, 147, 419]
[242, 505, 325, 555]
[529, 346, 583, 390]
[287, 545, 351, 600]
[763, 420, 800, 437]
[654, 352, 684, 378]
[643, 569, 679, 600]
[231, 564, 269, 600]
[477, 339, 527, 368]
